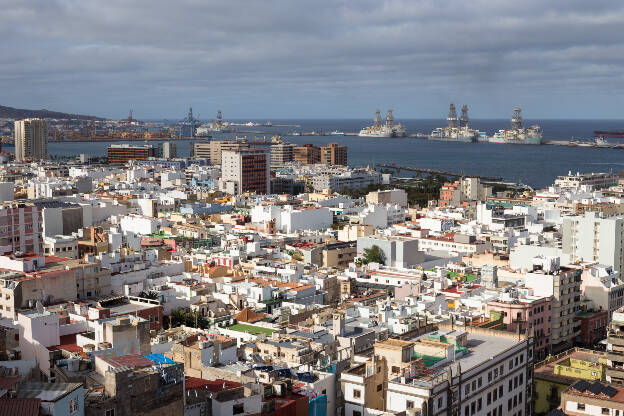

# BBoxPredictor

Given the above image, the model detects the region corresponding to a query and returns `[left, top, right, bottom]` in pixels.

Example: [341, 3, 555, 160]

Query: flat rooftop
[411, 330, 522, 374]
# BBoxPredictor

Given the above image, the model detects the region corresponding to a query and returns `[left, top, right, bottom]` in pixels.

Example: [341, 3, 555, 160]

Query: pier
[376, 164, 503, 181]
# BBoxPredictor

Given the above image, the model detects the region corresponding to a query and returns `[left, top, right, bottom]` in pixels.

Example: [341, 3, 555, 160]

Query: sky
[1, 0, 624, 120]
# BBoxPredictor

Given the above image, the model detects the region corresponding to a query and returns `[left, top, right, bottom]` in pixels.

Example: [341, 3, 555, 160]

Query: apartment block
[15, 118, 48, 161]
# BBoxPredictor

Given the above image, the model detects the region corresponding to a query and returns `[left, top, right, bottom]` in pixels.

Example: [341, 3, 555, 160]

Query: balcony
[608, 334, 624, 347]
[607, 367, 624, 381]
[606, 352, 624, 362]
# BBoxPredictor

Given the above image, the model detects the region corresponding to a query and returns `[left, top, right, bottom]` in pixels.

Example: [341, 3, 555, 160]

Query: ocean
[11, 119, 624, 189]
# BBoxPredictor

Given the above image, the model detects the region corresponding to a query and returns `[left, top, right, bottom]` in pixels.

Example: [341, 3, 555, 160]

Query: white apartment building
[562, 211, 624, 274]
[581, 265, 624, 319]
[341, 328, 534, 416]
[357, 204, 405, 228]
[43, 235, 79, 259]
[524, 257, 581, 353]
[250, 204, 332, 233]
[554, 171, 619, 190]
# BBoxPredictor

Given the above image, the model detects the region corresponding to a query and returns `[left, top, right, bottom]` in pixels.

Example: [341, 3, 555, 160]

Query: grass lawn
[228, 323, 274, 336]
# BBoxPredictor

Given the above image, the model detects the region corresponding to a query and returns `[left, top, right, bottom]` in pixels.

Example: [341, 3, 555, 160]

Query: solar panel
[572, 380, 590, 392]
[603, 386, 618, 398]
[588, 381, 604, 395]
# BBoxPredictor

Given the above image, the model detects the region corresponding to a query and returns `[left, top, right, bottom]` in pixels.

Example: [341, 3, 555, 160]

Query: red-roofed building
[0, 397, 41, 416]
[185, 376, 262, 415]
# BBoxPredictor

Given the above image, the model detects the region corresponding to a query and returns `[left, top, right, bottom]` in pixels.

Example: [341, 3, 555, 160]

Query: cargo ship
[428, 104, 482, 143]
[594, 130, 624, 138]
[488, 108, 542, 145]
[359, 109, 406, 138]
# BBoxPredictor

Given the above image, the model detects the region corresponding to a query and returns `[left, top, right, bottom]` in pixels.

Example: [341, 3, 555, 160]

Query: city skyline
[2, 0, 624, 119]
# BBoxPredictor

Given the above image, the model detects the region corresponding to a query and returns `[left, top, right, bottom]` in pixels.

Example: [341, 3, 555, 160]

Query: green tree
[138, 291, 160, 300]
[362, 245, 386, 265]
[168, 308, 210, 329]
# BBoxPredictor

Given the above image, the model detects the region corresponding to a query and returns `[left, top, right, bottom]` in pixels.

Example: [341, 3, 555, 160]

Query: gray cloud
[1, 0, 623, 118]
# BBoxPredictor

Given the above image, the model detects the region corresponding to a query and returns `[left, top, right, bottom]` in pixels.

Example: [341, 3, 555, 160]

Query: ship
[359, 109, 406, 138]
[428, 104, 481, 143]
[594, 130, 624, 138]
[488, 108, 542, 145]
[196, 110, 234, 135]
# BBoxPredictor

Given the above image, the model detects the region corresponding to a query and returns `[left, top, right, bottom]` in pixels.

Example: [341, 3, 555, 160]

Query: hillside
[0, 105, 105, 120]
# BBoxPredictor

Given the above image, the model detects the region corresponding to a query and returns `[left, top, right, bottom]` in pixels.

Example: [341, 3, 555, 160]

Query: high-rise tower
[14, 118, 48, 162]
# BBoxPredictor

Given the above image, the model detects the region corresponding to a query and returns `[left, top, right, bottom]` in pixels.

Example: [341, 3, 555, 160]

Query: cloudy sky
[2, 0, 623, 119]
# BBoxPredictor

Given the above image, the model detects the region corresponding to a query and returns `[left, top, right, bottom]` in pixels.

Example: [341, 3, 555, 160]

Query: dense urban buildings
[1, 123, 624, 416]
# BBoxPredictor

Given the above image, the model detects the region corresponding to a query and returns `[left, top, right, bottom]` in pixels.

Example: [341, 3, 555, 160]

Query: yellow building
[534, 348, 606, 415]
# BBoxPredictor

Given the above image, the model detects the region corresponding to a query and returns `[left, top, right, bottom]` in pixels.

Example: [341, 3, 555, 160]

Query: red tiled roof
[185, 376, 242, 392]
[96, 354, 153, 369]
[0, 398, 41, 416]
[47, 333, 83, 353]
[233, 307, 267, 323]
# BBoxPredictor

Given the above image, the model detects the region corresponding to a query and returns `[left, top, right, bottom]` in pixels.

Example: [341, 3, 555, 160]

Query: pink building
[487, 294, 552, 360]
[0, 202, 43, 256]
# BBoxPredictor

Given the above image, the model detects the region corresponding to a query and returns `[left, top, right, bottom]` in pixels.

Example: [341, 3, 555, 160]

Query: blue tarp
[143, 354, 175, 365]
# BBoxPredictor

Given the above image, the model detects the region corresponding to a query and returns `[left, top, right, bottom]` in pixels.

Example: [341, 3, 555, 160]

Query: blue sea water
[11, 119, 624, 189]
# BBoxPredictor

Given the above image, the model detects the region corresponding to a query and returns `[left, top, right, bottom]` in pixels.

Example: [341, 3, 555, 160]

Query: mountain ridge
[0, 105, 105, 120]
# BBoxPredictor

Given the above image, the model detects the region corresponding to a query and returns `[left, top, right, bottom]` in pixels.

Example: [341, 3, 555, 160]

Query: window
[602, 408, 610, 415]
[471, 402, 475, 414]
[477, 398, 482, 411]
[499, 386, 503, 397]
[508, 399, 512, 411]
[438, 397, 443, 408]
[472, 380, 476, 391]
[377, 384, 382, 392]
[353, 389, 361, 399]
[509, 380, 513, 392]
[105, 410, 115, 416]
[466, 385, 470, 395]
[487, 392, 491, 405]
[407, 401, 414, 409]
[69, 397, 78, 414]
[478, 378, 482, 388]
[233, 403, 244, 415]
[353, 412, 362, 416]
[488, 371, 492, 382]
[519, 373, 523, 384]
[465, 406, 469, 416]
